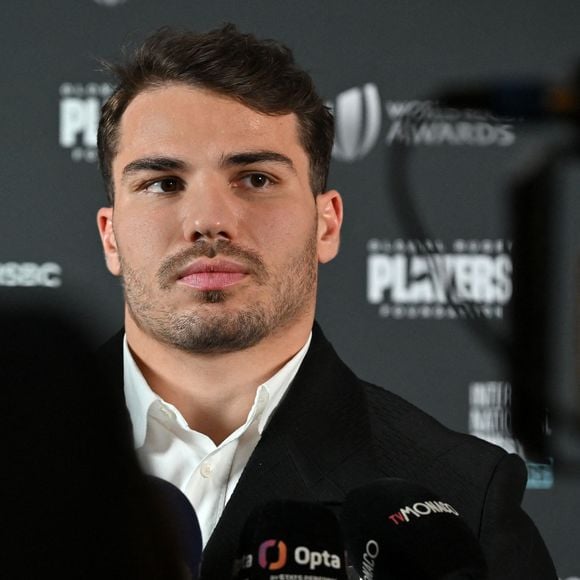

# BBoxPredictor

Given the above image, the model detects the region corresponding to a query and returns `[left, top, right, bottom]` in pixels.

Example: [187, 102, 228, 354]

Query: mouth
[177, 259, 249, 291]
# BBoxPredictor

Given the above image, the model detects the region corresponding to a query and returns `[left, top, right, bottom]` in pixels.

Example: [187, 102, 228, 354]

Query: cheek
[250, 207, 290, 243]
[114, 212, 174, 264]
[248, 206, 315, 259]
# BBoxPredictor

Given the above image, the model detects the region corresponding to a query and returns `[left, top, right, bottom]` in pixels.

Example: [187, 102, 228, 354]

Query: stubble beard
[118, 230, 318, 354]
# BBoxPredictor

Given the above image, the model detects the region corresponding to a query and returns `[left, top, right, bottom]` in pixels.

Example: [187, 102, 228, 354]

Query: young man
[96, 25, 556, 579]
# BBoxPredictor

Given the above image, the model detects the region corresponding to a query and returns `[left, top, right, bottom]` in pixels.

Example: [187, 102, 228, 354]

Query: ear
[316, 189, 343, 264]
[96, 207, 121, 276]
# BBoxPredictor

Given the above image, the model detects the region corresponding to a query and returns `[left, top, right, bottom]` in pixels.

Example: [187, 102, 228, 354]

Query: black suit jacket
[99, 324, 556, 579]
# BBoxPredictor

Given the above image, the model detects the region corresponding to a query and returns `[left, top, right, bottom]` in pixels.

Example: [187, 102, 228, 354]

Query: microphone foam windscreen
[341, 478, 487, 580]
[234, 500, 347, 580]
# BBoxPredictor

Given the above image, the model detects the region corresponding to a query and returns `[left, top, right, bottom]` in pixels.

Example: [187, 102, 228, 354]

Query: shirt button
[200, 462, 214, 478]
[159, 405, 172, 417]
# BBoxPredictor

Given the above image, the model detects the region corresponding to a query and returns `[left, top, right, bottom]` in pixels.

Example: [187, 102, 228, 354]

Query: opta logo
[329, 83, 382, 161]
[258, 539, 287, 571]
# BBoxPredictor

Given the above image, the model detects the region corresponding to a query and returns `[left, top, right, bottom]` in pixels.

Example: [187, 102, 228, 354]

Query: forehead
[113, 84, 308, 174]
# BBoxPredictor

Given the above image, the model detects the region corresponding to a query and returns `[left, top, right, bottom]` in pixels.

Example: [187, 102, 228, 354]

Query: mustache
[156, 240, 268, 288]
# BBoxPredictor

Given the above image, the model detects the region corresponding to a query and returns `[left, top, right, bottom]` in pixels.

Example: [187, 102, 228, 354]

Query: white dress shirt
[123, 333, 311, 547]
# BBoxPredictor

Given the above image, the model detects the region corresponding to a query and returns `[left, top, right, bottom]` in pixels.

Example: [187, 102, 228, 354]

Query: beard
[118, 227, 318, 354]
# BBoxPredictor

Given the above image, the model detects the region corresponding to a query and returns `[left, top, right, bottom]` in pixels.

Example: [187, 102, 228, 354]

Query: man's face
[97, 84, 342, 353]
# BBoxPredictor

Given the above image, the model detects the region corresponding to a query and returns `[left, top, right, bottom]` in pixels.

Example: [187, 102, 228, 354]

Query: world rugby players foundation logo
[367, 238, 512, 320]
[59, 83, 112, 162]
[329, 83, 382, 161]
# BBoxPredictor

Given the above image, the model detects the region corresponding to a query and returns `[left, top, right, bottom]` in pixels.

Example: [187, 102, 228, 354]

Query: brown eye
[145, 178, 183, 194]
[249, 174, 268, 187]
[244, 173, 273, 188]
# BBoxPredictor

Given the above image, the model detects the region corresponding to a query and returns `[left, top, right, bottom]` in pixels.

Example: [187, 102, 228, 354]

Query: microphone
[233, 500, 348, 580]
[436, 80, 580, 121]
[340, 478, 487, 580]
[147, 477, 203, 579]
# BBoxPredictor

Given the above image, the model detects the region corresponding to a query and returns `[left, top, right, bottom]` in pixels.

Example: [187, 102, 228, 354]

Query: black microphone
[436, 80, 580, 121]
[340, 478, 487, 580]
[233, 500, 348, 579]
[147, 477, 203, 579]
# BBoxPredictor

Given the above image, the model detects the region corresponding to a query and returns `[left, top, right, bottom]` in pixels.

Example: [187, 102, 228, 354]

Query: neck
[124, 311, 313, 444]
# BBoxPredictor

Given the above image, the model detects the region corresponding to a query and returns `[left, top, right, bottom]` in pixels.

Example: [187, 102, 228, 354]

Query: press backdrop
[2, 1, 579, 576]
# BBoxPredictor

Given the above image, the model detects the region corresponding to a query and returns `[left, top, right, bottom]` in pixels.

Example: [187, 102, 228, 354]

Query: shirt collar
[123, 333, 312, 448]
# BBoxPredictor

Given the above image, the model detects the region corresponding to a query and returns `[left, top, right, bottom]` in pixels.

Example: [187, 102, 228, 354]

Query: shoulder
[361, 379, 514, 487]
[363, 380, 507, 466]
[95, 330, 125, 382]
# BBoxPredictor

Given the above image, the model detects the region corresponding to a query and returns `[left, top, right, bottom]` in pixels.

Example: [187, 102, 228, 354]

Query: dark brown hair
[97, 24, 334, 204]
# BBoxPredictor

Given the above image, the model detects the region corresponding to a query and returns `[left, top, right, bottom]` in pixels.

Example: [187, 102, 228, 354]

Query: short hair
[97, 24, 334, 204]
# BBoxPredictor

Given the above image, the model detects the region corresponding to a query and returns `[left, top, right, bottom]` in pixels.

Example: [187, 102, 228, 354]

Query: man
[96, 25, 556, 578]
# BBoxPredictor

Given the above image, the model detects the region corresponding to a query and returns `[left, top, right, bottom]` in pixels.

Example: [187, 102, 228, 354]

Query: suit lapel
[96, 330, 134, 449]
[200, 324, 379, 578]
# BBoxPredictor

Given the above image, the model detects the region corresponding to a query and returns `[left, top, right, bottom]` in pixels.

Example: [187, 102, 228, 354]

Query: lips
[177, 259, 249, 291]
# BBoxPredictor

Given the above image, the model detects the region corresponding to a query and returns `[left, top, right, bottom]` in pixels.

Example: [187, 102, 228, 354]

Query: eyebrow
[220, 151, 297, 173]
[120, 150, 296, 182]
[121, 156, 189, 182]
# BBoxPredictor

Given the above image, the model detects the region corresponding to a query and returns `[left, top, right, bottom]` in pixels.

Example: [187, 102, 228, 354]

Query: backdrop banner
[1, 1, 579, 576]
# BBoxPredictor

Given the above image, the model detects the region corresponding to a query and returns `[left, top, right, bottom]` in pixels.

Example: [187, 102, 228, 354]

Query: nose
[181, 175, 238, 242]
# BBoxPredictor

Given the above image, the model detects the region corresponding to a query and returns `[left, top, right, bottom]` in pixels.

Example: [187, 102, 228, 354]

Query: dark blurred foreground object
[148, 476, 203, 579]
[436, 73, 580, 122]
[0, 304, 189, 579]
[398, 68, 580, 469]
[341, 478, 487, 580]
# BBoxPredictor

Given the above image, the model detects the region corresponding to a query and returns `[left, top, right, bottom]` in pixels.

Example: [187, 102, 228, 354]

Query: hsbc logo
[0, 262, 62, 288]
[328, 84, 516, 162]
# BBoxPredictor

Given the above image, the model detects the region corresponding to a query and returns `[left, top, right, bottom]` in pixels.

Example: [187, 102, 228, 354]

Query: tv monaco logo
[360, 540, 380, 580]
[367, 238, 512, 320]
[388, 500, 459, 526]
[59, 82, 113, 162]
[328, 84, 516, 161]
